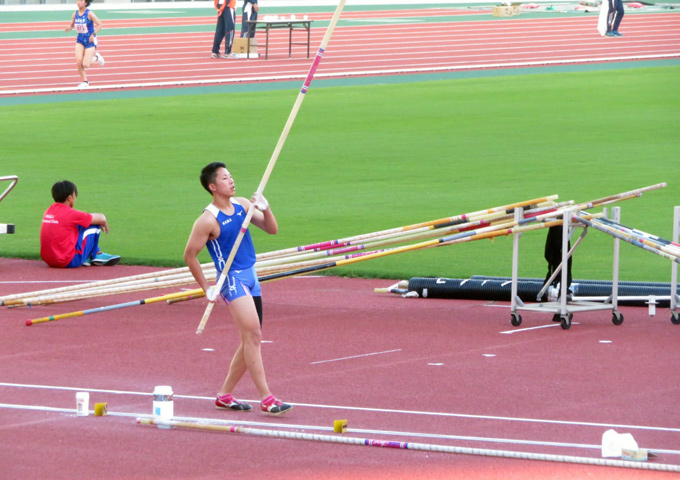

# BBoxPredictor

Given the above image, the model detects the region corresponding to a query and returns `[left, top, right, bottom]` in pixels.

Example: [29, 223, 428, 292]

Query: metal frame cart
[509, 206, 624, 330]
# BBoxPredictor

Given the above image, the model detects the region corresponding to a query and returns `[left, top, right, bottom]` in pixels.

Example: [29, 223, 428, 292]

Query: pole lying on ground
[25, 289, 203, 326]
[19, 184, 664, 326]
[0, 262, 214, 306]
[195, 0, 348, 335]
[2, 198, 558, 307]
[136, 418, 680, 473]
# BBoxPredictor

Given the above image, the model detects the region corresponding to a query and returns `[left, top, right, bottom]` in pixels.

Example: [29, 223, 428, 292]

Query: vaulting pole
[195, 0, 348, 335]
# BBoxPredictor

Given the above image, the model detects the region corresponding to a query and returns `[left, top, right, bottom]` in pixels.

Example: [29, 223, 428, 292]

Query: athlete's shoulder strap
[205, 203, 220, 218]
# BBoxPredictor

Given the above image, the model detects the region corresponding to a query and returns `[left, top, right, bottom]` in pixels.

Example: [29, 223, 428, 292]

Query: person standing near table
[212, 0, 237, 58]
[240, 0, 259, 38]
[183, 162, 293, 415]
[605, 0, 625, 37]
[65, 0, 105, 89]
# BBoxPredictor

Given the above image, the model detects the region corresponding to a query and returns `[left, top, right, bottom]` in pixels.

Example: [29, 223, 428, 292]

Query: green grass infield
[1, 65, 678, 282]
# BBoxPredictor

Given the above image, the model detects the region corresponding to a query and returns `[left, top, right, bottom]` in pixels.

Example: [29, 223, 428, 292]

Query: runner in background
[65, 0, 104, 89]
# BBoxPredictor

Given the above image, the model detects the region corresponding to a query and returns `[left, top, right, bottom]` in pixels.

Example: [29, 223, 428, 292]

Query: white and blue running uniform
[205, 201, 260, 302]
[74, 8, 97, 48]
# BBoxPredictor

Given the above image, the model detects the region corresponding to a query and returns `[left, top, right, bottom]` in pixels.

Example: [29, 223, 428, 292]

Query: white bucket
[153, 385, 174, 426]
[76, 392, 89, 417]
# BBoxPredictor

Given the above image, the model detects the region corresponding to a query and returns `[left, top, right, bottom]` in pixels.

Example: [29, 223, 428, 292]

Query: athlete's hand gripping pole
[196, 0, 347, 335]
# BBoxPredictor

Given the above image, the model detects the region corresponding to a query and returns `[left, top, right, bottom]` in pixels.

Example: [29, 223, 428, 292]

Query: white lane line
[500, 323, 579, 334]
[310, 348, 402, 365]
[1, 402, 679, 457]
[3, 53, 680, 96]
[1, 382, 679, 435]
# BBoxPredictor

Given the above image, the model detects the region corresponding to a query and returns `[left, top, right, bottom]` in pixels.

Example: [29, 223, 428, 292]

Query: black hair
[51, 180, 78, 203]
[84, 0, 92, 6]
[200, 162, 227, 194]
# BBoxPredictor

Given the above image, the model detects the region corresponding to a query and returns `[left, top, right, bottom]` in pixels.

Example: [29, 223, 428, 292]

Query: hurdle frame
[671, 206, 679, 324]
[509, 207, 622, 330]
[0, 175, 18, 235]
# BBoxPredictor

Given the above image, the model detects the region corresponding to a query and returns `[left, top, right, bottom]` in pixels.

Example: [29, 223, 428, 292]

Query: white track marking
[1, 382, 679, 434]
[310, 348, 402, 364]
[1, 402, 679, 457]
[2, 54, 680, 96]
[500, 323, 579, 334]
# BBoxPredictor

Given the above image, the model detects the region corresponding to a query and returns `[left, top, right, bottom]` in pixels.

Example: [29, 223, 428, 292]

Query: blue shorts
[219, 265, 261, 303]
[76, 34, 97, 49]
[67, 225, 101, 268]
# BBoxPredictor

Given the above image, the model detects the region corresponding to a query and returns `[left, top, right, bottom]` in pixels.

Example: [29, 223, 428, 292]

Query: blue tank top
[74, 9, 94, 39]
[205, 201, 257, 274]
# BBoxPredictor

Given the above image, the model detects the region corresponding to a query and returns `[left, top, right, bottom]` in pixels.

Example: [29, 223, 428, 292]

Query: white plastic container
[76, 392, 89, 417]
[153, 386, 174, 425]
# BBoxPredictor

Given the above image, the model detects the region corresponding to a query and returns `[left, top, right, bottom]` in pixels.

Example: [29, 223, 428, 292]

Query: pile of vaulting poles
[1, 183, 667, 325]
[575, 216, 680, 264]
[3, 194, 561, 309]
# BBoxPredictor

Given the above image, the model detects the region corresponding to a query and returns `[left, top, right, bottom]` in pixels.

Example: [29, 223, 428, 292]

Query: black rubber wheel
[671, 311, 680, 325]
[560, 315, 571, 330]
[511, 313, 522, 327]
[612, 312, 624, 325]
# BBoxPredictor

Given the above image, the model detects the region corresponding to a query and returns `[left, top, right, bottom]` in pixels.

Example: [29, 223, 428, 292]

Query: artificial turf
[1, 65, 678, 281]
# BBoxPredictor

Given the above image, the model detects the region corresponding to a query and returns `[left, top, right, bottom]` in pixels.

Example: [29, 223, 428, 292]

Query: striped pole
[597, 217, 680, 252]
[257, 196, 558, 260]
[136, 418, 680, 473]
[576, 216, 680, 263]
[25, 289, 203, 326]
[195, 0, 348, 335]
[12, 270, 217, 308]
[259, 202, 565, 267]
[0, 262, 215, 306]
[258, 215, 607, 284]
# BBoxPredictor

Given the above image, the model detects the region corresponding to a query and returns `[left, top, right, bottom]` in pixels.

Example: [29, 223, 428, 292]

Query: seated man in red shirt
[40, 180, 120, 268]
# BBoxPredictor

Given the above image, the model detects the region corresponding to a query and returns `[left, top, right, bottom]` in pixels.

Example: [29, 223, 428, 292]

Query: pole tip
[25, 320, 32, 326]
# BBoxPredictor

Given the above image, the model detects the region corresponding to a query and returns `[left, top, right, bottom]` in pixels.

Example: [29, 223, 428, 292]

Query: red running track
[0, 8, 489, 32]
[0, 258, 679, 479]
[0, 12, 679, 95]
